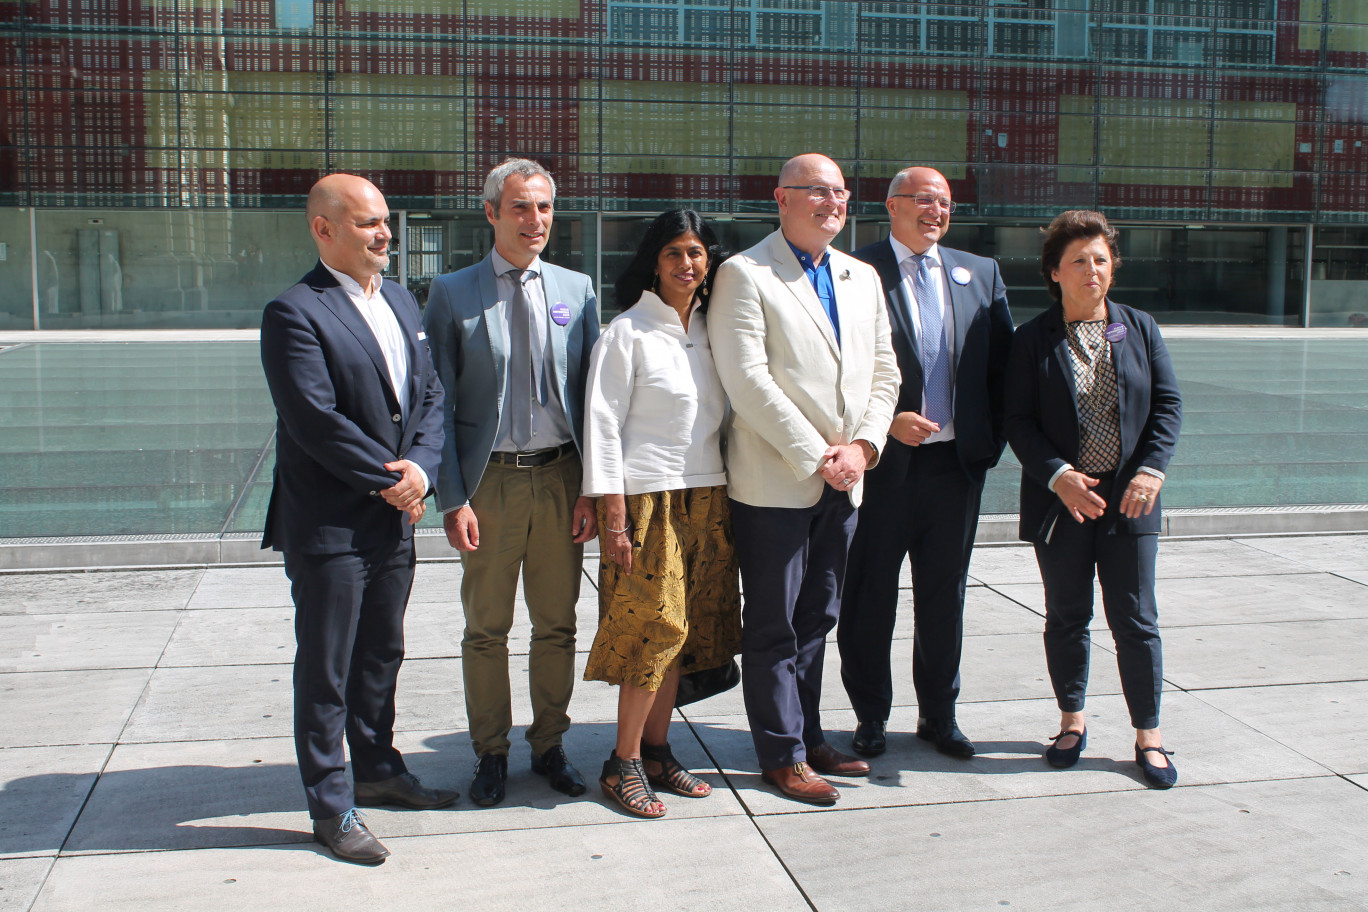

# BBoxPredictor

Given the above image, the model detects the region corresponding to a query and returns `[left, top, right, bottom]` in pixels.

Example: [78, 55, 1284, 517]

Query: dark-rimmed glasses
[781, 185, 851, 202]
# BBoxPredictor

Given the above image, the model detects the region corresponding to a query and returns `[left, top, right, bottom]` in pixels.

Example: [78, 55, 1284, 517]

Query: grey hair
[482, 158, 556, 209]
[887, 166, 949, 200]
[886, 168, 916, 199]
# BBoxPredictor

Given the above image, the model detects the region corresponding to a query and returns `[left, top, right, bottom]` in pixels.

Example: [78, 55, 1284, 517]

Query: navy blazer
[260, 261, 445, 555]
[851, 238, 1014, 483]
[1004, 299, 1182, 543]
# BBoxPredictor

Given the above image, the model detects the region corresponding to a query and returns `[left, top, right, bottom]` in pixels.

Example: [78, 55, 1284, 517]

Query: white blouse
[582, 291, 729, 496]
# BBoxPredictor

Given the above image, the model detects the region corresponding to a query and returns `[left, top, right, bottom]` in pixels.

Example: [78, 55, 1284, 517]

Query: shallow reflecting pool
[2, 337, 1367, 539]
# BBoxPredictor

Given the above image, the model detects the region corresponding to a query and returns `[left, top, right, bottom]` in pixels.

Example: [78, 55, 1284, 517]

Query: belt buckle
[515, 451, 537, 468]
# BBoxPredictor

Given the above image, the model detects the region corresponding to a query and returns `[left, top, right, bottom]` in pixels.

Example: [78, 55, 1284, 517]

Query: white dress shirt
[889, 235, 956, 444]
[582, 291, 728, 496]
[320, 260, 428, 494]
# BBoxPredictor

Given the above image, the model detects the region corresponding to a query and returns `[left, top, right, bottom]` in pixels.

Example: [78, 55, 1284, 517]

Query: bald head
[885, 166, 952, 254]
[774, 153, 848, 258]
[888, 166, 946, 199]
[778, 153, 840, 189]
[306, 174, 393, 285]
[307, 173, 378, 224]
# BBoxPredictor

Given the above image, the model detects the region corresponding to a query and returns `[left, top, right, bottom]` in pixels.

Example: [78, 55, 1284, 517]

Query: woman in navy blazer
[1004, 210, 1182, 788]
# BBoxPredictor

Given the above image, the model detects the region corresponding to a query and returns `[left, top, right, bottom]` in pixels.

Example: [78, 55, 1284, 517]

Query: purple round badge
[550, 303, 572, 326]
[1105, 322, 1127, 343]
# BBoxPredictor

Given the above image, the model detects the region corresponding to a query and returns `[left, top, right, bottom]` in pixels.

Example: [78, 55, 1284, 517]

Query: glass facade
[6, 337, 1368, 538]
[3, 0, 1368, 326]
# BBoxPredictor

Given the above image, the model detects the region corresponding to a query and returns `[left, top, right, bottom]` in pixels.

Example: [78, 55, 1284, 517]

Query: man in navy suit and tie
[838, 166, 1015, 760]
[261, 173, 456, 865]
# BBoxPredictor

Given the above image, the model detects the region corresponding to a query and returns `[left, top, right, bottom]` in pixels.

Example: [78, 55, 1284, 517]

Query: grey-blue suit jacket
[422, 253, 600, 512]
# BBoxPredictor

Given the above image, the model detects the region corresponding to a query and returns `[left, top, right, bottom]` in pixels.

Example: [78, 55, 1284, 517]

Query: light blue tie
[913, 254, 953, 427]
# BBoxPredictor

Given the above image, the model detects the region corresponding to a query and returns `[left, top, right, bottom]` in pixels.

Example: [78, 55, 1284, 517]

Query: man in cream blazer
[709, 153, 900, 805]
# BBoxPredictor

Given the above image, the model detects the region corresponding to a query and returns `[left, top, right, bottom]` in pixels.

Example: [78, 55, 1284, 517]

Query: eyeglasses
[891, 193, 957, 213]
[781, 185, 851, 202]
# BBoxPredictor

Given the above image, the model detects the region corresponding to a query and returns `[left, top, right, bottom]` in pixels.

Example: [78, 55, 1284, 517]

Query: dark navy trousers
[838, 441, 983, 723]
[730, 486, 858, 771]
[1033, 473, 1163, 730]
[285, 538, 414, 819]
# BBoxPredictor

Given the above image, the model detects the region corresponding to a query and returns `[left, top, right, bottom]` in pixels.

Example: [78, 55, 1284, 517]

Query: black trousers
[730, 486, 857, 770]
[839, 441, 982, 722]
[1033, 473, 1163, 730]
[285, 537, 414, 819]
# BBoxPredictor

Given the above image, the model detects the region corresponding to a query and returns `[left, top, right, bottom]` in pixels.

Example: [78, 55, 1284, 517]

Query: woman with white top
[582, 210, 741, 818]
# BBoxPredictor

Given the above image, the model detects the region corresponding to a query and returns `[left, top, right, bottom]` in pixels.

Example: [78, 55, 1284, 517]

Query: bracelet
[607, 526, 630, 535]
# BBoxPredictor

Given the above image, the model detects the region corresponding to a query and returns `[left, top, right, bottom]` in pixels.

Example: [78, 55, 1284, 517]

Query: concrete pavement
[2, 534, 1366, 910]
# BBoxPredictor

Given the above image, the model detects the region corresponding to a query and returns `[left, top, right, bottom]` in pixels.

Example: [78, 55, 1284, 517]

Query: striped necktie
[912, 254, 953, 426]
[505, 268, 534, 449]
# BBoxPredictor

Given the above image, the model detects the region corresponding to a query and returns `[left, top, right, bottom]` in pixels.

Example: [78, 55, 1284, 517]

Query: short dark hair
[1040, 210, 1121, 302]
[614, 210, 729, 310]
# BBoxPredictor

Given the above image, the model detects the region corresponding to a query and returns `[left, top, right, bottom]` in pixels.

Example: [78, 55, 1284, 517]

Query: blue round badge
[1105, 322, 1126, 343]
[550, 303, 572, 326]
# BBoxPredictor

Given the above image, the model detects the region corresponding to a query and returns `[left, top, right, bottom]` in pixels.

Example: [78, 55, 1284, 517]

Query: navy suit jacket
[1004, 299, 1182, 543]
[422, 253, 599, 512]
[851, 238, 1014, 483]
[260, 261, 445, 555]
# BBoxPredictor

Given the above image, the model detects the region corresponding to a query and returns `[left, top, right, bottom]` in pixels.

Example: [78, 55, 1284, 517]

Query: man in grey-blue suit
[422, 158, 600, 808]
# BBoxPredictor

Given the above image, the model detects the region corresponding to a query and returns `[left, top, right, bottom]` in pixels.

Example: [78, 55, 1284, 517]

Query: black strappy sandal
[641, 742, 713, 798]
[599, 752, 666, 818]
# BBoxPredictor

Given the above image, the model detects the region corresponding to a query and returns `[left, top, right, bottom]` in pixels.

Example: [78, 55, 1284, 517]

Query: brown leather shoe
[807, 741, 871, 777]
[312, 809, 389, 865]
[761, 762, 839, 805]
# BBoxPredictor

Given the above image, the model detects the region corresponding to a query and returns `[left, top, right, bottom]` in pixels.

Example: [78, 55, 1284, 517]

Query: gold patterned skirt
[584, 485, 742, 691]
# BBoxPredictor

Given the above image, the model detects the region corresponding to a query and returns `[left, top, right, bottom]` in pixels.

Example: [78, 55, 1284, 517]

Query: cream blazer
[708, 229, 900, 509]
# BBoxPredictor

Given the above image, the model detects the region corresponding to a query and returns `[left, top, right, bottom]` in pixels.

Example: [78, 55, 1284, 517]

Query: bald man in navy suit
[838, 167, 1014, 760]
[261, 174, 456, 865]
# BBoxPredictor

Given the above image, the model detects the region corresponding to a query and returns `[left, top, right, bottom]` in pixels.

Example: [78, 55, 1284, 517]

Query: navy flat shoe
[1136, 745, 1178, 789]
[1045, 728, 1087, 768]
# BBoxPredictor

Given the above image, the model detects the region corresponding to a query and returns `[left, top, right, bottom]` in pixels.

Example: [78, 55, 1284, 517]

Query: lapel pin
[839, 269, 851, 280]
[950, 266, 972, 286]
[550, 302, 571, 326]
[1105, 322, 1127, 343]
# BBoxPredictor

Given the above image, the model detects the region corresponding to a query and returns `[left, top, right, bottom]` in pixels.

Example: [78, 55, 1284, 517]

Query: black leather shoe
[916, 716, 976, 758]
[850, 720, 887, 758]
[532, 745, 588, 797]
[312, 809, 389, 865]
[355, 771, 459, 810]
[469, 754, 508, 807]
[1136, 745, 1178, 789]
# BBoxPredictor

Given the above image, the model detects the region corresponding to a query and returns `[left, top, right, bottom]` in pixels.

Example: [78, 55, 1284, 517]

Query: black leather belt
[488, 442, 576, 468]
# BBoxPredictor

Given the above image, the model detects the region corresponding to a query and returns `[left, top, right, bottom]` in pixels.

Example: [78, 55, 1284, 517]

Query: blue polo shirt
[787, 239, 840, 345]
